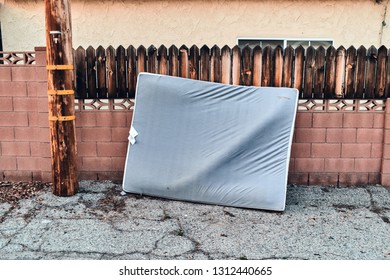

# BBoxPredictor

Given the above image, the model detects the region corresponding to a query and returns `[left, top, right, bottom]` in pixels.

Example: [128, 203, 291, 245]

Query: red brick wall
[75, 111, 132, 181]
[1, 47, 390, 186]
[290, 110, 385, 185]
[0, 48, 132, 182]
[0, 47, 48, 181]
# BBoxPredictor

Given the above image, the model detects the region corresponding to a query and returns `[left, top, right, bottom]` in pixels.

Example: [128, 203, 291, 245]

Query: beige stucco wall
[1, 0, 390, 51]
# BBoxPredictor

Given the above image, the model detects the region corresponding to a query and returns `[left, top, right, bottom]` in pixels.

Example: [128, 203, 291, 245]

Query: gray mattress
[123, 73, 298, 211]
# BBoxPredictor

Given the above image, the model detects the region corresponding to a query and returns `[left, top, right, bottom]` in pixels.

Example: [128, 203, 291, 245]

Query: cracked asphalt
[0, 181, 390, 260]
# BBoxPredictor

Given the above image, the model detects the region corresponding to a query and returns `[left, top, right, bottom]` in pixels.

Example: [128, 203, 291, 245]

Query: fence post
[45, 0, 78, 196]
[0, 21, 3, 64]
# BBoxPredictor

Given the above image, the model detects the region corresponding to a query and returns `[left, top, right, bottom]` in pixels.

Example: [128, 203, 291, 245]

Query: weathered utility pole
[45, 0, 78, 196]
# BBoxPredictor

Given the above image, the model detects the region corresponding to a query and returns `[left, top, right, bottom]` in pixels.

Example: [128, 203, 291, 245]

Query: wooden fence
[74, 44, 390, 99]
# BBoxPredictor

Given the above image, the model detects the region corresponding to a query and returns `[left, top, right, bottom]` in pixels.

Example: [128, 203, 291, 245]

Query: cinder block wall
[75, 111, 131, 181]
[290, 111, 385, 185]
[1, 47, 390, 186]
[0, 48, 131, 182]
[0, 47, 49, 181]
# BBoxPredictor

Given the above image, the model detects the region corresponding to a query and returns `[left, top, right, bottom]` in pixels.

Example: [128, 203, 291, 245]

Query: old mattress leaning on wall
[122, 73, 299, 211]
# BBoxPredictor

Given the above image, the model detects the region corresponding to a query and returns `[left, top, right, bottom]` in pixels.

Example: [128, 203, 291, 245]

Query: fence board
[116, 45, 127, 98]
[313, 46, 325, 99]
[86, 46, 97, 99]
[221, 45, 231, 84]
[355, 46, 366, 99]
[241, 45, 252, 86]
[262, 46, 272, 87]
[96, 46, 106, 98]
[179, 45, 189, 78]
[200, 45, 210, 81]
[366, 46, 377, 98]
[127, 45, 137, 98]
[282, 46, 293, 88]
[376, 46, 387, 98]
[335, 46, 346, 98]
[303, 46, 315, 98]
[273, 46, 283, 87]
[210, 45, 221, 83]
[106, 46, 116, 98]
[386, 47, 390, 98]
[189, 45, 199, 80]
[231, 46, 241, 85]
[252, 45, 262, 87]
[75, 46, 86, 99]
[294, 46, 305, 97]
[148, 45, 158, 74]
[324, 46, 336, 98]
[344, 46, 356, 98]
[158, 45, 168, 75]
[169, 45, 179, 77]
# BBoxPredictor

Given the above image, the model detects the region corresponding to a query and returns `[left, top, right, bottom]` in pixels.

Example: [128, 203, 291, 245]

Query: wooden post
[0, 22, 3, 64]
[45, 0, 78, 196]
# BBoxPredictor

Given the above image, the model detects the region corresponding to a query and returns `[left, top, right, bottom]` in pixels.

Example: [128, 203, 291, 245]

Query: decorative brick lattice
[0, 52, 36, 65]
[298, 99, 385, 112]
[298, 99, 326, 111]
[75, 99, 135, 111]
[74, 99, 385, 112]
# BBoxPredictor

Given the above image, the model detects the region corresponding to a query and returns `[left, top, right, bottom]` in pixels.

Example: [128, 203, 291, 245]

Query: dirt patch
[0, 181, 51, 205]
[332, 204, 358, 212]
[95, 187, 126, 213]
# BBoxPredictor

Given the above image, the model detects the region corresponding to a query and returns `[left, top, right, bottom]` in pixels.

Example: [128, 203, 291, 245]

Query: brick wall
[75, 111, 132, 181]
[1, 47, 390, 186]
[0, 48, 132, 182]
[0, 47, 48, 181]
[290, 110, 385, 185]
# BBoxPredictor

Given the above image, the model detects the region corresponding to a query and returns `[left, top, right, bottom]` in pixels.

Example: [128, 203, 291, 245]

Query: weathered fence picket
[75, 46, 86, 99]
[314, 46, 325, 99]
[324, 46, 336, 98]
[252, 46, 262, 87]
[344, 46, 356, 99]
[335, 46, 346, 98]
[282, 46, 293, 88]
[73, 44, 390, 99]
[210, 45, 221, 83]
[241, 45, 252, 86]
[158, 45, 168, 75]
[200, 45, 210, 82]
[106, 46, 116, 98]
[262, 46, 272, 87]
[366, 46, 377, 99]
[376, 46, 387, 98]
[273, 46, 283, 88]
[189, 45, 199, 80]
[127, 45, 136, 98]
[147, 45, 158, 74]
[116, 46, 127, 98]
[179, 45, 189, 78]
[232, 46, 241, 85]
[303, 46, 315, 99]
[294, 46, 304, 96]
[355, 46, 366, 99]
[169, 45, 179, 77]
[96, 46, 106, 99]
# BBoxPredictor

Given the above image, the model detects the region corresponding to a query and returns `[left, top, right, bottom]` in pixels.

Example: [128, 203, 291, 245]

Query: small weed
[176, 228, 184, 236]
[381, 216, 390, 223]
[162, 210, 171, 221]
